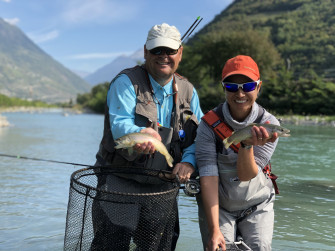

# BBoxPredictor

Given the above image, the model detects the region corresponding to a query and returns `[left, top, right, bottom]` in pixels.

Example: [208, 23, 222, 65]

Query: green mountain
[0, 18, 91, 103]
[195, 0, 335, 77]
[179, 0, 335, 114]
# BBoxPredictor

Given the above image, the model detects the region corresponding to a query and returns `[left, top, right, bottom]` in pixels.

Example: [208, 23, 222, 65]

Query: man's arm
[108, 74, 159, 153]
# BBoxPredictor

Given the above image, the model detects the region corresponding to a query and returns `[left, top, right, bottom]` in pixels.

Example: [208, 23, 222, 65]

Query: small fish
[114, 132, 174, 167]
[223, 123, 290, 149]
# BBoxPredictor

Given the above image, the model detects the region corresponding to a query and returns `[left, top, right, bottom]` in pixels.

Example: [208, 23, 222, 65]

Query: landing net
[64, 166, 179, 251]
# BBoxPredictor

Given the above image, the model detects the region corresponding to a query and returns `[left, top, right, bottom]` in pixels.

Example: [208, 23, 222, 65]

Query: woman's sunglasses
[149, 47, 179, 56]
[222, 80, 260, 92]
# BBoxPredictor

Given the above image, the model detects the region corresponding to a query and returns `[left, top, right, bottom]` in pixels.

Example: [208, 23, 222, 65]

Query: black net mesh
[64, 166, 180, 251]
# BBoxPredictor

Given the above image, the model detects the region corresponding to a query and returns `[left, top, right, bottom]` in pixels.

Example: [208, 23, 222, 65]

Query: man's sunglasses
[222, 80, 260, 93]
[149, 47, 179, 56]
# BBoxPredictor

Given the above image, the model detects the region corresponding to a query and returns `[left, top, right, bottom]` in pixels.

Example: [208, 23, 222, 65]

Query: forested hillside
[179, 0, 335, 114]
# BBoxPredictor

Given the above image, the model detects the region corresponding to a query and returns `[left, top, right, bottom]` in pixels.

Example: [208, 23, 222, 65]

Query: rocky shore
[0, 114, 10, 127]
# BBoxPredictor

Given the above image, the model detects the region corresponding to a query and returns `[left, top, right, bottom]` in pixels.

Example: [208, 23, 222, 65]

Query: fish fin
[223, 137, 232, 149]
[114, 144, 122, 149]
[127, 147, 134, 155]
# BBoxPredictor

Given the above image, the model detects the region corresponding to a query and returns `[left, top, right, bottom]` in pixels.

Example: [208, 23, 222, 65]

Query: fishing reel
[183, 178, 201, 197]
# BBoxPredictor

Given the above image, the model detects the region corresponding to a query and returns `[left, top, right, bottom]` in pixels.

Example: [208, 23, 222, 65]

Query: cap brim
[146, 37, 180, 50]
[223, 70, 259, 81]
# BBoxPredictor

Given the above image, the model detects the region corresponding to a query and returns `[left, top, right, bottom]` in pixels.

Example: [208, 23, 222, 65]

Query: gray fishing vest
[96, 65, 199, 183]
[213, 105, 273, 212]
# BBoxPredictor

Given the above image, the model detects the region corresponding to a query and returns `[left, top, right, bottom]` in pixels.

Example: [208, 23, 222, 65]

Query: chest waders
[202, 103, 278, 212]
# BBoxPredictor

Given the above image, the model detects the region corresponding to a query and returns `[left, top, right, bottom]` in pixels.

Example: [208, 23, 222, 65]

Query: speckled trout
[114, 132, 174, 167]
[223, 123, 290, 149]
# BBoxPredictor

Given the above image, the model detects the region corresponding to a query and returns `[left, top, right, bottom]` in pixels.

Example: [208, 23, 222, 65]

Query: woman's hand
[206, 229, 226, 251]
[241, 121, 278, 146]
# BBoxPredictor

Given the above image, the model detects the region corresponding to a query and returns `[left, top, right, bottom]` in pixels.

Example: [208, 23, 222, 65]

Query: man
[92, 23, 203, 250]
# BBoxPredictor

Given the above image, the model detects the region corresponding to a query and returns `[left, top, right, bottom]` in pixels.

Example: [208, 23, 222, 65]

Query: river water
[0, 110, 334, 251]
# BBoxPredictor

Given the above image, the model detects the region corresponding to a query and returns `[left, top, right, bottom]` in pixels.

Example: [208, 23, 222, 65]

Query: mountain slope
[189, 0, 335, 77]
[85, 49, 143, 85]
[0, 18, 91, 103]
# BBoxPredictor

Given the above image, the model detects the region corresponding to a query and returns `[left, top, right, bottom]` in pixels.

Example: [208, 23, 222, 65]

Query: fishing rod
[0, 152, 200, 195]
[181, 16, 203, 42]
[184, 17, 203, 41]
[0, 153, 91, 167]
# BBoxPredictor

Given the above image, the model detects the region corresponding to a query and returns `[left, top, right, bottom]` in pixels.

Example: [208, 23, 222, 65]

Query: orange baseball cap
[221, 55, 260, 81]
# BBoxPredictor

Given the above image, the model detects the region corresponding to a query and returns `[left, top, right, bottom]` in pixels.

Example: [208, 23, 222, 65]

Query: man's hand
[172, 162, 195, 183]
[133, 128, 162, 154]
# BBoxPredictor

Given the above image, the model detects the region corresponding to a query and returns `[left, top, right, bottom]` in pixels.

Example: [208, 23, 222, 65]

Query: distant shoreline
[275, 115, 335, 127]
[1, 106, 335, 127]
[0, 106, 85, 114]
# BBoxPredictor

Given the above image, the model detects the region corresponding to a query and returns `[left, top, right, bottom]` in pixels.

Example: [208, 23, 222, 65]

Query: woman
[196, 55, 280, 251]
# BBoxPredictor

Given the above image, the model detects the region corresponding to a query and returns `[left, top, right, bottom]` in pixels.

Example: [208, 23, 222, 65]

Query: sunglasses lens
[243, 82, 257, 92]
[167, 49, 178, 55]
[149, 47, 178, 55]
[224, 83, 239, 92]
[150, 48, 162, 55]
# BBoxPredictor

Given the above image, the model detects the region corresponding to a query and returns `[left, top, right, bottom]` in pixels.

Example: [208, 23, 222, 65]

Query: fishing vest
[205, 103, 274, 212]
[96, 65, 199, 182]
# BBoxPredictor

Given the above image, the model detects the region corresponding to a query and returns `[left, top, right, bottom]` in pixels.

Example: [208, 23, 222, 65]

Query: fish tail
[165, 154, 174, 167]
[223, 137, 232, 149]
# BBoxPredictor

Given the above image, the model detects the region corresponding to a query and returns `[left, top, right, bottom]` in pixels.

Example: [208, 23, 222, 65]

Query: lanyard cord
[144, 71, 178, 128]
[144, 71, 178, 106]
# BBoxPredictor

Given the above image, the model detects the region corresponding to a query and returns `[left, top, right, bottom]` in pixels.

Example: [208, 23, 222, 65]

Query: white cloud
[4, 18, 19, 25]
[1, 0, 12, 3]
[27, 30, 60, 43]
[61, 0, 138, 25]
[69, 51, 132, 60]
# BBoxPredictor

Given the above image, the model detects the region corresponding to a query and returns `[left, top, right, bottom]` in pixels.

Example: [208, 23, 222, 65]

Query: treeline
[76, 82, 109, 113]
[75, 65, 335, 116]
[0, 94, 54, 108]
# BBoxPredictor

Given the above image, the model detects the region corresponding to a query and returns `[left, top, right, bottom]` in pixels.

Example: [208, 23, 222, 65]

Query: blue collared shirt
[107, 73, 204, 167]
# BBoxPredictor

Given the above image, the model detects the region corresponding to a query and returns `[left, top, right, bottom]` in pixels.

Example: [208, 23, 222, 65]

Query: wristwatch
[240, 142, 252, 149]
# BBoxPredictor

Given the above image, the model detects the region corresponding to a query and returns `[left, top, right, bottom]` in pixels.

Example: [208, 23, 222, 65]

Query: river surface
[0, 110, 334, 251]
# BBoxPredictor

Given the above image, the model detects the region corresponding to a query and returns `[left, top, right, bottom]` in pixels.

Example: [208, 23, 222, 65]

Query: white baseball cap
[145, 23, 181, 50]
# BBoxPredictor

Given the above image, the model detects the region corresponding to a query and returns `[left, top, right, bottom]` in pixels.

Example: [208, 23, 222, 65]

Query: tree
[179, 28, 282, 111]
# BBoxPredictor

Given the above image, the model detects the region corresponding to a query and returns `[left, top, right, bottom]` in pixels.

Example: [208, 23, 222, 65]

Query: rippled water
[0, 111, 334, 250]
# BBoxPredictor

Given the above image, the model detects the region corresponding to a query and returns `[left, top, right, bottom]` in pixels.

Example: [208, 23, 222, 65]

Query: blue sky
[0, 0, 233, 74]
